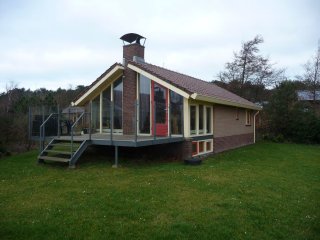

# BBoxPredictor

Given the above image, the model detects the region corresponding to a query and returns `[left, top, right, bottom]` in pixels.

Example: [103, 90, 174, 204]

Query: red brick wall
[213, 133, 254, 153]
[123, 43, 145, 62]
[122, 43, 144, 134]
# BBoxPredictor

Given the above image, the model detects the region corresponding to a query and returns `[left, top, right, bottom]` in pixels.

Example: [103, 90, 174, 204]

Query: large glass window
[170, 91, 183, 135]
[206, 107, 211, 133]
[139, 74, 150, 134]
[190, 105, 196, 135]
[113, 78, 123, 130]
[199, 105, 204, 134]
[154, 84, 166, 124]
[102, 86, 111, 131]
[92, 95, 100, 132]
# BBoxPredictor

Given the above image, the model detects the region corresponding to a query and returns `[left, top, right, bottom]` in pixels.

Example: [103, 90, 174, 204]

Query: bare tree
[300, 41, 320, 101]
[218, 35, 285, 92]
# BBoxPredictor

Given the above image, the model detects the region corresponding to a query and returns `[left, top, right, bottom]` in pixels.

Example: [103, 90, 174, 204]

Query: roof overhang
[73, 65, 124, 106]
[190, 93, 262, 110]
[128, 64, 190, 99]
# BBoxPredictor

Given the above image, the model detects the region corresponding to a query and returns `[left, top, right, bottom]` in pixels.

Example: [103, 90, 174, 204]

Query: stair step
[45, 150, 73, 155]
[51, 143, 80, 147]
[38, 156, 70, 163]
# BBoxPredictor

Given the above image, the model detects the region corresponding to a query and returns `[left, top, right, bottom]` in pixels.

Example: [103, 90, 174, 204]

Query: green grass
[0, 142, 319, 240]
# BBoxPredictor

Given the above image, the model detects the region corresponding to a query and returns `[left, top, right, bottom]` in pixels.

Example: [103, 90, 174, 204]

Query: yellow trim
[190, 93, 262, 111]
[73, 65, 124, 106]
[128, 64, 190, 99]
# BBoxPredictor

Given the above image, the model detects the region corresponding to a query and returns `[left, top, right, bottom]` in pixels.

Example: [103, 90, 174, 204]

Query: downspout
[253, 111, 260, 143]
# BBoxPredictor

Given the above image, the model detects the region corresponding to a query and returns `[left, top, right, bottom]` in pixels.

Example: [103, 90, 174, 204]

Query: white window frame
[189, 104, 213, 136]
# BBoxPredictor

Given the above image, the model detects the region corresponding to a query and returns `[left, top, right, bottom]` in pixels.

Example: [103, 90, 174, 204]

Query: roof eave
[191, 93, 263, 110]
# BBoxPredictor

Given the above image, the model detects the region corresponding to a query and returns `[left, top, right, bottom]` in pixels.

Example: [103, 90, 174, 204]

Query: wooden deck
[50, 133, 185, 147]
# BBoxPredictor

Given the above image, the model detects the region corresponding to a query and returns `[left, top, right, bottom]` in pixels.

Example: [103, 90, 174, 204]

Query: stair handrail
[70, 112, 85, 158]
[39, 113, 57, 152]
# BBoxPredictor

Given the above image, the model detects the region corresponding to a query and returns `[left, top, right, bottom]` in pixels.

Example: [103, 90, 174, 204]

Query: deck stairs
[38, 138, 90, 167]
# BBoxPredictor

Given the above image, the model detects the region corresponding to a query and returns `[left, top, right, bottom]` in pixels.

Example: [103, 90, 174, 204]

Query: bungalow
[37, 33, 262, 167]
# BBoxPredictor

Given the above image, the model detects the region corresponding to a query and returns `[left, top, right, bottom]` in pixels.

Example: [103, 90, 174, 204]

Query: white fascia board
[191, 93, 262, 110]
[74, 65, 124, 106]
[128, 64, 190, 99]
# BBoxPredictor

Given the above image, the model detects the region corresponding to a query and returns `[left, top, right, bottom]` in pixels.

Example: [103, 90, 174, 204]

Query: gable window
[102, 86, 111, 131]
[138, 74, 151, 134]
[190, 105, 196, 135]
[92, 95, 100, 132]
[170, 91, 183, 135]
[246, 110, 251, 125]
[113, 78, 123, 130]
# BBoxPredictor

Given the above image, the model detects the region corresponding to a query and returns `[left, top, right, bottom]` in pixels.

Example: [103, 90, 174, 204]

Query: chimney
[120, 33, 146, 64]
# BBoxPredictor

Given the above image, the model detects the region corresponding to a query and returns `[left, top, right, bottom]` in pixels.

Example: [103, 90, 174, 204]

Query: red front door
[151, 82, 168, 136]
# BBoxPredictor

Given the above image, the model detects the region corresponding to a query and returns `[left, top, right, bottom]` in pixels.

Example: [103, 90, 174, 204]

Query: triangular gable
[73, 63, 124, 106]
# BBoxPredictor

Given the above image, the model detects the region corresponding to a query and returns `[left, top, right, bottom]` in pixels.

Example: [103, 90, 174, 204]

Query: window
[113, 78, 123, 130]
[102, 86, 111, 131]
[92, 95, 100, 132]
[206, 107, 211, 134]
[192, 142, 198, 156]
[190, 105, 196, 135]
[139, 74, 151, 134]
[246, 110, 251, 125]
[206, 141, 212, 152]
[170, 91, 183, 135]
[199, 141, 205, 153]
[199, 105, 204, 134]
[189, 104, 212, 135]
[154, 84, 166, 124]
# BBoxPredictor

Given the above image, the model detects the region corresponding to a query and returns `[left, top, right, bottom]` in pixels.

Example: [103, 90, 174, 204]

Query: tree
[298, 41, 320, 101]
[218, 35, 285, 101]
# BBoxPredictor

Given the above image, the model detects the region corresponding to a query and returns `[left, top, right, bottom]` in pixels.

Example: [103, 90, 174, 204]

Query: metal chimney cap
[120, 33, 146, 45]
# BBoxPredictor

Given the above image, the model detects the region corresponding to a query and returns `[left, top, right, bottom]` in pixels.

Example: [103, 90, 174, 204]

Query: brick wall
[213, 133, 254, 153]
[123, 43, 145, 62]
[122, 43, 145, 134]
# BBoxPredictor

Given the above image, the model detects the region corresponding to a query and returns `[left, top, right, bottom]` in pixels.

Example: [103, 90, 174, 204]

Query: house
[297, 90, 320, 115]
[37, 33, 262, 167]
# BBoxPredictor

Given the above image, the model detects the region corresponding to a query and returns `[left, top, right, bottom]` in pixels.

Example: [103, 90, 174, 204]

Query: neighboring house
[297, 90, 320, 114]
[38, 33, 262, 167]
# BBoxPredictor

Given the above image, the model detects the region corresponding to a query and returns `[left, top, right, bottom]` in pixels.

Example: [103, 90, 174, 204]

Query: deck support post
[57, 105, 60, 138]
[135, 100, 138, 143]
[153, 102, 156, 141]
[89, 100, 92, 140]
[112, 146, 119, 168]
[28, 106, 32, 141]
[110, 101, 113, 144]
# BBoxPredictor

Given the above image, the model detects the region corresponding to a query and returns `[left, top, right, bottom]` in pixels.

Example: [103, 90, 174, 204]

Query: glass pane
[206, 107, 211, 133]
[206, 141, 212, 152]
[92, 95, 100, 132]
[190, 106, 196, 134]
[199, 105, 203, 133]
[192, 142, 198, 155]
[199, 141, 204, 153]
[102, 87, 111, 130]
[154, 84, 166, 124]
[139, 74, 150, 134]
[113, 78, 123, 130]
[170, 91, 183, 134]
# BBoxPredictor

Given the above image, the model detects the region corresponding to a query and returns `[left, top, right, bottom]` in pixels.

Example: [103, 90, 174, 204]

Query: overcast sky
[0, 0, 319, 93]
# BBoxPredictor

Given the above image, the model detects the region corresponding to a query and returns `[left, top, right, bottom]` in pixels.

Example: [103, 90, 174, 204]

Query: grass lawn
[0, 142, 319, 240]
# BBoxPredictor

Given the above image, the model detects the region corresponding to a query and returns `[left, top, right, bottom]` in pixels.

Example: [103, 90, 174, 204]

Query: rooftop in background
[297, 90, 320, 101]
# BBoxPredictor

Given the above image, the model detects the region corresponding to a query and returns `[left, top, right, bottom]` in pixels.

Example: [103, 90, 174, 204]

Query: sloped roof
[128, 61, 261, 110]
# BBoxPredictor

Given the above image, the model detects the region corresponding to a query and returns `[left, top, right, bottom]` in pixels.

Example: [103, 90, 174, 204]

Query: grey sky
[0, 0, 319, 93]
